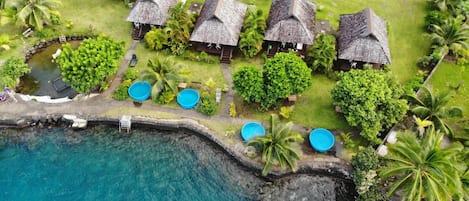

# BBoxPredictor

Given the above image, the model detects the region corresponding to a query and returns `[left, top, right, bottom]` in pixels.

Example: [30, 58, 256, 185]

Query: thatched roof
[126, 0, 178, 25]
[189, 0, 247, 46]
[264, 0, 316, 45]
[338, 8, 391, 64]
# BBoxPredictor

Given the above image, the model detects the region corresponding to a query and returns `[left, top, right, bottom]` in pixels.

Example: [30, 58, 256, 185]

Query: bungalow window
[215, 44, 221, 50]
[134, 22, 140, 28]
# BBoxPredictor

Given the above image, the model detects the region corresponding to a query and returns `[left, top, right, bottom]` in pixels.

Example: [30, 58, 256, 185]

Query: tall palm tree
[14, 0, 62, 30]
[140, 57, 189, 100]
[430, 18, 469, 56]
[406, 85, 463, 137]
[247, 114, 303, 176]
[165, 2, 194, 55]
[380, 127, 464, 201]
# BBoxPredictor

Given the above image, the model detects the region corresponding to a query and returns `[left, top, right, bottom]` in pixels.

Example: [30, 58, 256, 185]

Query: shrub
[144, 28, 168, 51]
[229, 102, 237, 117]
[305, 34, 337, 75]
[113, 79, 132, 101]
[123, 68, 138, 80]
[197, 94, 217, 116]
[424, 11, 448, 32]
[155, 91, 176, 104]
[50, 13, 62, 25]
[331, 69, 408, 144]
[340, 132, 355, 149]
[352, 147, 386, 201]
[0, 56, 30, 89]
[233, 65, 265, 103]
[279, 106, 293, 119]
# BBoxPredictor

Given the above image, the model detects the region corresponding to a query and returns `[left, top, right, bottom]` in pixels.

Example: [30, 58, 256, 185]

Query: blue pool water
[0, 127, 262, 201]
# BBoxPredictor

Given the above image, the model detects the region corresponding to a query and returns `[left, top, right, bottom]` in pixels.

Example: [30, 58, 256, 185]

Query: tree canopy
[15, 0, 62, 30]
[56, 35, 124, 94]
[239, 7, 265, 58]
[233, 52, 312, 110]
[331, 69, 408, 144]
[0, 56, 30, 89]
[305, 34, 337, 75]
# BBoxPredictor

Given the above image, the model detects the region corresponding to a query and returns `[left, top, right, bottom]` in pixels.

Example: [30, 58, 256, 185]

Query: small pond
[19, 41, 80, 98]
[0, 126, 356, 201]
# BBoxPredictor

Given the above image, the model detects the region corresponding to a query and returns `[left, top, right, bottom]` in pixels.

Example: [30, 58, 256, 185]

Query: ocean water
[0, 127, 262, 201]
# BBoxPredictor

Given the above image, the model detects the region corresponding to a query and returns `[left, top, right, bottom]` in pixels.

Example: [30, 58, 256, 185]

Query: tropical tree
[331, 69, 408, 144]
[406, 85, 463, 138]
[247, 114, 303, 176]
[144, 28, 168, 51]
[239, 7, 265, 58]
[305, 34, 337, 75]
[262, 52, 312, 109]
[233, 65, 265, 103]
[380, 127, 464, 200]
[352, 146, 387, 201]
[430, 18, 469, 56]
[165, 2, 194, 55]
[14, 0, 62, 31]
[140, 57, 189, 100]
[56, 35, 124, 94]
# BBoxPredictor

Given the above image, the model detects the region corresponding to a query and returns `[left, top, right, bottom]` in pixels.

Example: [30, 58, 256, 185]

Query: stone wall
[24, 35, 90, 62]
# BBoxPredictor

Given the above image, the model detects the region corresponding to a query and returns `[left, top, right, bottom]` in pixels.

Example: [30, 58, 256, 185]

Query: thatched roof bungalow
[337, 8, 391, 69]
[189, 0, 247, 63]
[264, 0, 316, 57]
[126, 0, 178, 40]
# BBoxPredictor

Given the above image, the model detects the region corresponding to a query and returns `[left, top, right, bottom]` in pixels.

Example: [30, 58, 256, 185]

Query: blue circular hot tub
[309, 128, 335, 152]
[177, 89, 200, 109]
[128, 81, 151, 102]
[241, 122, 266, 141]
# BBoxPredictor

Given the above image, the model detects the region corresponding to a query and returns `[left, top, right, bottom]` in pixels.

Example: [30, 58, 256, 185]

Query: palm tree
[406, 85, 463, 137]
[247, 114, 303, 176]
[380, 127, 464, 201]
[430, 18, 469, 56]
[14, 0, 62, 31]
[306, 34, 337, 74]
[165, 2, 194, 55]
[140, 57, 189, 100]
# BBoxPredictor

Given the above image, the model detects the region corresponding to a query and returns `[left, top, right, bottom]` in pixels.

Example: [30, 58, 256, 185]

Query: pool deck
[0, 40, 352, 180]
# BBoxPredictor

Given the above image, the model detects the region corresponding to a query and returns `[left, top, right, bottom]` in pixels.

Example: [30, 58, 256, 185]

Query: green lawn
[427, 62, 468, 113]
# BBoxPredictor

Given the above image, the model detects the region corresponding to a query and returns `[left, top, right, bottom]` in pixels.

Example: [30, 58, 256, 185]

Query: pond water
[0, 126, 355, 201]
[19, 42, 80, 98]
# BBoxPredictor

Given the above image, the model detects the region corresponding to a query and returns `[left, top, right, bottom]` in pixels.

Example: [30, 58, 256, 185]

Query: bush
[424, 11, 448, 32]
[233, 65, 265, 103]
[197, 94, 217, 116]
[402, 71, 426, 95]
[331, 69, 408, 144]
[0, 56, 30, 89]
[305, 34, 337, 75]
[351, 147, 386, 201]
[35, 28, 56, 39]
[113, 79, 132, 100]
[155, 90, 176, 104]
[123, 68, 138, 80]
[279, 106, 293, 119]
[50, 13, 62, 25]
[229, 102, 237, 117]
[144, 28, 168, 51]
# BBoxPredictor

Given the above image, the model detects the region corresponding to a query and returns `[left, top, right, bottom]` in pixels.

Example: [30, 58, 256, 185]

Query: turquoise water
[0, 127, 261, 201]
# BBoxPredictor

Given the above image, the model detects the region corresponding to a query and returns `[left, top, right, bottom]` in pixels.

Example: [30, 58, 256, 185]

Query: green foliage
[402, 70, 427, 95]
[406, 85, 463, 138]
[113, 68, 138, 101]
[352, 146, 385, 201]
[35, 28, 56, 38]
[140, 57, 189, 101]
[262, 52, 312, 109]
[380, 128, 465, 200]
[229, 102, 237, 117]
[352, 146, 379, 171]
[339, 132, 355, 149]
[305, 34, 337, 75]
[196, 94, 217, 116]
[233, 65, 265, 103]
[0, 33, 11, 51]
[430, 17, 469, 57]
[0, 56, 30, 89]
[331, 69, 408, 145]
[65, 19, 73, 29]
[0, 0, 5, 9]
[424, 10, 448, 32]
[155, 90, 176, 104]
[165, 2, 195, 55]
[144, 28, 168, 51]
[56, 35, 125, 94]
[239, 7, 265, 58]
[14, 0, 62, 30]
[113, 79, 131, 101]
[247, 114, 303, 176]
[50, 13, 61, 25]
[279, 106, 293, 119]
